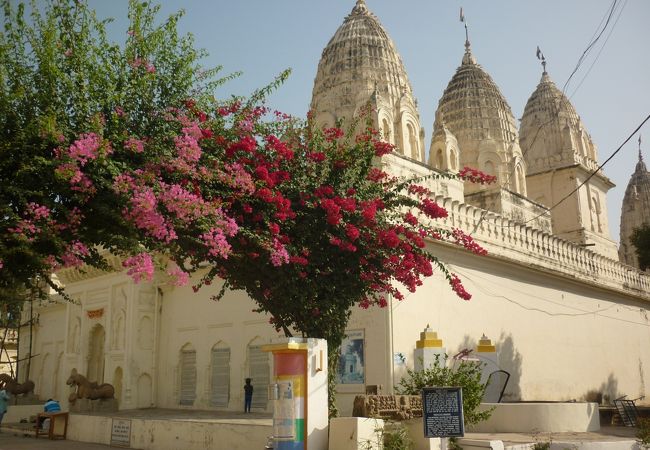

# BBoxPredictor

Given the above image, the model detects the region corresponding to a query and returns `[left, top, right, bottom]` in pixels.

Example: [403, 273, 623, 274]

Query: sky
[89, 0, 650, 244]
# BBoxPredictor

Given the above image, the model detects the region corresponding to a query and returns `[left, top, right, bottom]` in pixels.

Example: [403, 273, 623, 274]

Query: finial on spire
[639, 135, 643, 162]
[352, 0, 367, 14]
[536, 46, 547, 74]
[460, 7, 470, 50]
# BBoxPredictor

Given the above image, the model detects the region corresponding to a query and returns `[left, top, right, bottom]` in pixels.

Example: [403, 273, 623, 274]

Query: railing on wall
[432, 194, 650, 299]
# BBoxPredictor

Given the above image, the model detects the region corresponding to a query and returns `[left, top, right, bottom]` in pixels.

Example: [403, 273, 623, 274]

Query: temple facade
[19, 0, 650, 416]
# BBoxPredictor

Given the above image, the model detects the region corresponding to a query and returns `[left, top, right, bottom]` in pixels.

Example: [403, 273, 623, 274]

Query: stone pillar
[414, 325, 446, 371]
[475, 334, 498, 383]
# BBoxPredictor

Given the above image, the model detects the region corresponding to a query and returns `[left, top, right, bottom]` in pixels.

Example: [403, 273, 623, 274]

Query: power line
[562, 0, 619, 94]
[569, 0, 628, 99]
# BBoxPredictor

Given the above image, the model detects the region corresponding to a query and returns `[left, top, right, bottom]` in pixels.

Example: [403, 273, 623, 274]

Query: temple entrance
[87, 324, 106, 383]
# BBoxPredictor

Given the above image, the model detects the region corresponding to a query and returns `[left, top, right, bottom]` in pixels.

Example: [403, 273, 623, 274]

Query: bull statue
[0, 373, 35, 396]
[66, 369, 114, 403]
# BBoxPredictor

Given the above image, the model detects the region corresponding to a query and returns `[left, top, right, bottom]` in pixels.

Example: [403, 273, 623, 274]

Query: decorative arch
[68, 316, 81, 354]
[87, 323, 106, 383]
[137, 373, 153, 408]
[514, 163, 526, 196]
[113, 367, 123, 406]
[137, 316, 153, 351]
[434, 148, 444, 169]
[111, 311, 125, 350]
[210, 341, 230, 408]
[406, 122, 419, 160]
[449, 149, 458, 171]
[178, 343, 197, 406]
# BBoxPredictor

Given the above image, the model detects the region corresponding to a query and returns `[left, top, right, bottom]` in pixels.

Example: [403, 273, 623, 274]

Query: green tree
[2, 1, 494, 416]
[396, 355, 493, 426]
[631, 224, 650, 270]
[0, 0, 223, 294]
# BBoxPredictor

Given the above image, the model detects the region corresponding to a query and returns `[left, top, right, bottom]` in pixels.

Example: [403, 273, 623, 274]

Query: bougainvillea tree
[1, 0, 495, 414]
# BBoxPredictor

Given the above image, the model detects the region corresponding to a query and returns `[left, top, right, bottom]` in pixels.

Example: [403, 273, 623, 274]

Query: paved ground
[0, 409, 639, 449]
[0, 431, 113, 449]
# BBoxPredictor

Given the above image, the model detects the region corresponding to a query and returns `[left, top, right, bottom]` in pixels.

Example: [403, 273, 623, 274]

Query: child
[244, 378, 253, 413]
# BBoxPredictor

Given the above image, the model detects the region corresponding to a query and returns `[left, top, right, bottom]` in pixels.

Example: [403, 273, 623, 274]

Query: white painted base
[328, 417, 384, 450]
[67, 413, 272, 450]
[471, 402, 600, 433]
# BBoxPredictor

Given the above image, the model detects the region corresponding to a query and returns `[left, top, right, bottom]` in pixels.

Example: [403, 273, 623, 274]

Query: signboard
[272, 381, 296, 441]
[111, 418, 132, 448]
[422, 387, 464, 438]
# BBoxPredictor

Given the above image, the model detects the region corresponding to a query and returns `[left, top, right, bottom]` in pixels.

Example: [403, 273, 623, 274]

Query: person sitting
[37, 399, 61, 429]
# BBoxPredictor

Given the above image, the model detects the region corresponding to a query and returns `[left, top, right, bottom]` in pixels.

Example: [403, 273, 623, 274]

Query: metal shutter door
[179, 349, 196, 406]
[248, 345, 269, 409]
[211, 347, 230, 407]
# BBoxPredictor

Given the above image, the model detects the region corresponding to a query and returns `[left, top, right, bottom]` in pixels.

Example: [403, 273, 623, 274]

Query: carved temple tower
[520, 67, 618, 259]
[310, 0, 425, 162]
[618, 142, 650, 268]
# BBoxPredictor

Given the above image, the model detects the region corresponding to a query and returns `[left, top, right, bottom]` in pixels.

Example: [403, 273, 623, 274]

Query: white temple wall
[335, 241, 649, 415]
[155, 279, 281, 412]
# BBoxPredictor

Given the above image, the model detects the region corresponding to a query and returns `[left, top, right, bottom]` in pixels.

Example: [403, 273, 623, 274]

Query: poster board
[335, 329, 365, 392]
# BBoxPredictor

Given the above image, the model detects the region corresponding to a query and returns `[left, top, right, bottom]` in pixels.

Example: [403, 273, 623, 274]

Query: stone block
[69, 398, 118, 413]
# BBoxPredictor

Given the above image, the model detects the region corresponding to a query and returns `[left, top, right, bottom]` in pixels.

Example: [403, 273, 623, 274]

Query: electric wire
[569, 0, 628, 99]
[452, 266, 650, 327]
[562, 0, 619, 94]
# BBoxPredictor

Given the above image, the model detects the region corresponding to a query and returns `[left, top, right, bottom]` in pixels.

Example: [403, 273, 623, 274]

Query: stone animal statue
[0, 373, 35, 396]
[66, 369, 114, 403]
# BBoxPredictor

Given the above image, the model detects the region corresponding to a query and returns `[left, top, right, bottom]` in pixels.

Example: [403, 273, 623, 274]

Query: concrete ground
[0, 431, 113, 449]
[465, 426, 639, 446]
[0, 409, 640, 450]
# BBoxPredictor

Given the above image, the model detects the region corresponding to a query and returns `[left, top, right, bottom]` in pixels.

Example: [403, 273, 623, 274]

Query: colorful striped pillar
[263, 341, 308, 450]
[263, 338, 328, 450]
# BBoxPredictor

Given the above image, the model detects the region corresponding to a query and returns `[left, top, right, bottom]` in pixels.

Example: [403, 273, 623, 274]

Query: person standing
[244, 378, 253, 413]
[0, 388, 10, 429]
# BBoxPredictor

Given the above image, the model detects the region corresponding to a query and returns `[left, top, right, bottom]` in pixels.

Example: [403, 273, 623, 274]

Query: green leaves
[395, 355, 494, 426]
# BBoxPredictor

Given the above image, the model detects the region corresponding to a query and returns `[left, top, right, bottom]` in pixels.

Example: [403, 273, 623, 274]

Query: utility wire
[562, 0, 619, 94]
[569, 0, 628, 99]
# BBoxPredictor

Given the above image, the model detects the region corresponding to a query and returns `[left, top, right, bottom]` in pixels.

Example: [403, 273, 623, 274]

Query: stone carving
[352, 395, 423, 421]
[0, 374, 35, 396]
[66, 369, 115, 403]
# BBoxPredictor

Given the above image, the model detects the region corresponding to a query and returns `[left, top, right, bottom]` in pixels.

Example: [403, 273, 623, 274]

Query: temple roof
[433, 46, 518, 146]
[310, 0, 416, 113]
[519, 70, 598, 171]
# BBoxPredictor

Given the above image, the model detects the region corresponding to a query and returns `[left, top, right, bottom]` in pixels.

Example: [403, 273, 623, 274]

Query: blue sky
[90, 0, 650, 244]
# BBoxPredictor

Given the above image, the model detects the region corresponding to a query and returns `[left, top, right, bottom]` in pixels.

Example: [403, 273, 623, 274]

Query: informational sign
[272, 381, 296, 441]
[422, 386, 464, 438]
[110, 418, 132, 448]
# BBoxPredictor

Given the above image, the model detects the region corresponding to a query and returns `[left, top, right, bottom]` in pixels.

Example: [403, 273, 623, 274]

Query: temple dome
[310, 0, 424, 161]
[619, 149, 650, 268]
[432, 45, 525, 194]
[520, 71, 599, 175]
